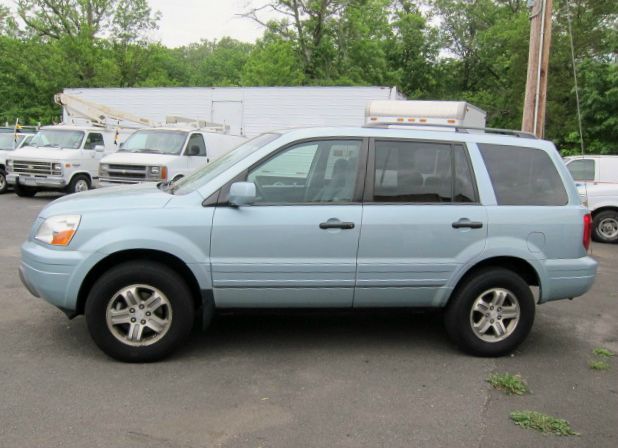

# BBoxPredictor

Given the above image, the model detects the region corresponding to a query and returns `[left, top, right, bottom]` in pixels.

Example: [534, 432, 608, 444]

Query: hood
[7, 146, 81, 162]
[102, 152, 180, 166]
[40, 183, 173, 218]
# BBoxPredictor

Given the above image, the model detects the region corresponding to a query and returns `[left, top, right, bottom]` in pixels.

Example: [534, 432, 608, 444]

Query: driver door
[210, 138, 367, 307]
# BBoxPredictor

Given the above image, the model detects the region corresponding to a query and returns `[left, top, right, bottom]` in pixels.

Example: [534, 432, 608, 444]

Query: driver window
[84, 133, 104, 150]
[247, 139, 362, 204]
[186, 134, 207, 157]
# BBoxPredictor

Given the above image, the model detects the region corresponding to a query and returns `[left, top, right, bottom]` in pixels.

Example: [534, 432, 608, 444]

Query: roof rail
[363, 121, 538, 139]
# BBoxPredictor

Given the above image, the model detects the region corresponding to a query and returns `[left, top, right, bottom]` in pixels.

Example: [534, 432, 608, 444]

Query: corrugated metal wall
[63, 87, 402, 137]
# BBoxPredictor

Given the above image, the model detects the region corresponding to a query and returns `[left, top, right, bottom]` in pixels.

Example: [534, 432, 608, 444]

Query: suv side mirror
[229, 182, 256, 207]
[187, 145, 200, 156]
[94, 145, 105, 152]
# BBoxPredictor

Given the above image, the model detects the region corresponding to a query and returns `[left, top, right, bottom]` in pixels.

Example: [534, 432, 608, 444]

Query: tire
[14, 183, 37, 197]
[85, 261, 195, 362]
[0, 170, 7, 194]
[592, 210, 618, 244]
[67, 174, 91, 194]
[444, 268, 535, 357]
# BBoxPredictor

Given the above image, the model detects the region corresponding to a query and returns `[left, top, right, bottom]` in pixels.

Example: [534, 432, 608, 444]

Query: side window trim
[365, 138, 481, 205]
[217, 137, 369, 206]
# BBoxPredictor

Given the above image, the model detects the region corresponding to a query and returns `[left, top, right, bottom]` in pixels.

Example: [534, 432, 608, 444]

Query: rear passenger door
[355, 139, 487, 307]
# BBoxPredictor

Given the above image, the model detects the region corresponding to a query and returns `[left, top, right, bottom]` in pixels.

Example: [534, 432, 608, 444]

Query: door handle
[452, 218, 483, 229]
[319, 221, 355, 230]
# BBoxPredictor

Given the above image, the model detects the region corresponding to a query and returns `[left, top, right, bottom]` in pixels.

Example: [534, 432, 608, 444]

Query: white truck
[5, 124, 131, 196]
[99, 125, 245, 186]
[0, 128, 36, 194]
[565, 155, 618, 243]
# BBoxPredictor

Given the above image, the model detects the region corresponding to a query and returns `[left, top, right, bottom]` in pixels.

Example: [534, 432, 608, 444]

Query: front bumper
[7, 173, 66, 188]
[540, 256, 598, 303]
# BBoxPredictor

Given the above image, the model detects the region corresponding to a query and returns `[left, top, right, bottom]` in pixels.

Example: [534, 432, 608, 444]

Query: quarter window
[567, 159, 595, 181]
[247, 139, 362, 204]
[373, 140, 476, 203]
[84, 133, 104, 150]
[479, 144, 568, 206]
[187, 134, 207, 157]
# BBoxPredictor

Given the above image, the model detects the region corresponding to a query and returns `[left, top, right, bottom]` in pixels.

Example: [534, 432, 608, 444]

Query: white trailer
[62, 87, 404, 137]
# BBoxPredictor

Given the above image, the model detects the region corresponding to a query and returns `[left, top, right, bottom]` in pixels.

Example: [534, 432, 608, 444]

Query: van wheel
[14, 183, 37, 197]
[85, 261, 195, 362]
[592, 210, 618, 243]
[0, 170, 7, 194]
[444, 268, 535, 357]
[67, 174, 91, 194]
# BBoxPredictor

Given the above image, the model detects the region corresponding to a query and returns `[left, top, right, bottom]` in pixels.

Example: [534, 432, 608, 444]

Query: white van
[98, 127, 245, 186]
[5, 125, 131, 196]
[0, 130, 36, 194]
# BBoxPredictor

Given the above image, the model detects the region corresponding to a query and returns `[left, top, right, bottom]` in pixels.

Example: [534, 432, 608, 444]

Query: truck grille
[102, 164, 147, 183]
[12, 160, 61, 176]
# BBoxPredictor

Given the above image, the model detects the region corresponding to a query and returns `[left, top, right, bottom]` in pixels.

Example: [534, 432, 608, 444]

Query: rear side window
[478, 144, 568, 206]
[372, 140, 477, 203]
[567, 159, 595, 181]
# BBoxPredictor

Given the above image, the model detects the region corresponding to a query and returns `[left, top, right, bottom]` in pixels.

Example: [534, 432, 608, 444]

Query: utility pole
[522, 0, 553, 138]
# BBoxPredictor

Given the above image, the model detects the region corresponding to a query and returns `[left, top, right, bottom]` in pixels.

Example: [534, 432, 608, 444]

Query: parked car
[0, 128, 36, 194]
[564, 155, 618, 243]
[19, 123, 596, 362]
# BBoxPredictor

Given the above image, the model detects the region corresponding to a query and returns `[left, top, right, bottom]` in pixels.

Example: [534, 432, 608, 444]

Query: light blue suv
[19, 127, 597, 362]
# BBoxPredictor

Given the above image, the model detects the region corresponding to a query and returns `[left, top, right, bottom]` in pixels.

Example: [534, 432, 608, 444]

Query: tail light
[583, 213, 592, 251]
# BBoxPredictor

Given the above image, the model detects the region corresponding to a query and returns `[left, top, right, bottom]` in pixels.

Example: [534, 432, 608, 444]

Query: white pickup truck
[98, 127, 245, 186]
[5, 125, 131, 196]
[565, 155, 618, 243]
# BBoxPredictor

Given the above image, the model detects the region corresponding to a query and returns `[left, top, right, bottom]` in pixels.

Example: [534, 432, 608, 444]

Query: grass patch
[592, 347, 614, 358]
[589, 359, 610, 371]
[487, 372, 529, 395]
[510, 411, 579, 436]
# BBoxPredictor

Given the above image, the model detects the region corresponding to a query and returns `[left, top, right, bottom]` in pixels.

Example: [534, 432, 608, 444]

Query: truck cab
[98, 127, 245, 186]
[5, 125, 130, 197]
[0, 129, 36, 194]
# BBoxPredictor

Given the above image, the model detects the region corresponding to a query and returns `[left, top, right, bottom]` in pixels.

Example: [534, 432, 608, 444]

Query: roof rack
[363, 121, 538, 139]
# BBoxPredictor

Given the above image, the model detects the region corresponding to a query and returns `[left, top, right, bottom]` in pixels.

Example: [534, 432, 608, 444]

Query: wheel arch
[75, 249, 202, 316]
[447, 256, 541, 306]
[68, 171, 93, 184]
[591, 206, 618, 218]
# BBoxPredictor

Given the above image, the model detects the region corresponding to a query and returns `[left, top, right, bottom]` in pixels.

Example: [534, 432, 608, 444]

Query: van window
[84, 133, 104, 150]
[372, 140, 476, 203]
[186, 134, 206, 157]
[567, 159, 595, 181]
[479, 144, 568, 206]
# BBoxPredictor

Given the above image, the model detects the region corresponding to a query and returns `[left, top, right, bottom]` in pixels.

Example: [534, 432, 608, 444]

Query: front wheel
[592, 210, 618, 244]
[67, 174, 91, 194]
[0, 170, 7, 194]
[85, 261, 195, 362]
[444, 268, 535, 357]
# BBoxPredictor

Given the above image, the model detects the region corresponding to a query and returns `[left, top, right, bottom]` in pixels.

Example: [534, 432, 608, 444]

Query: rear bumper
[540, 256, 598, 303]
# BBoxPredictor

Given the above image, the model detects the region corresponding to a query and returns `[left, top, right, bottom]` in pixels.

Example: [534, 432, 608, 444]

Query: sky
[1, 0, 278, 47]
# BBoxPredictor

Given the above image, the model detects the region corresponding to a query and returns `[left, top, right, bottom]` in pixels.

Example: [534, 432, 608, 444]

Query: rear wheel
[67, 174, 91, 194]
[592, 210, 618, 244]
[444, 268, 535, 357]
[14, 183, 37, 197]
[0, 170, 7, 194]
[85, 261, 195, 362]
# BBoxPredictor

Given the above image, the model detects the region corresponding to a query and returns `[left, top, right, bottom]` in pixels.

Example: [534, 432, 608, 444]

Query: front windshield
[30, 130, 85, 149]
[171, 133, 281, 195]
[120, 130, 187, 155]
[0, 133, 26, 151]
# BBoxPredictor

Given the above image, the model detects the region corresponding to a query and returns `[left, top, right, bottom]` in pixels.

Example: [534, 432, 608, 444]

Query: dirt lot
[0, 192, 616, 448]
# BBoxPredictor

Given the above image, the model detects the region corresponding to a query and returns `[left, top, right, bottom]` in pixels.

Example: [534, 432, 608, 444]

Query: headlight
[99, 164, 109, 175]
[147, 166, 167, 180]
[52, 162, 63, 171]
[34, 215, 81, 246]
[7, 160, 13, 170]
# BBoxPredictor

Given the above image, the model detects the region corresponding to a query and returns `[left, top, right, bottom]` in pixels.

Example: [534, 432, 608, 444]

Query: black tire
[14, 183, 37, 197]
[592, 210, 618, 244]
[0, 170, 7, 194]
[85, 261, 195, 362]
[444, 268, 535, 357]
[67, 174, 91, 194]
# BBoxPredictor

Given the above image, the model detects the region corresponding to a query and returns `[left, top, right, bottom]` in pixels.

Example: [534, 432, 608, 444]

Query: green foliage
[0, 0, 616, 155]
[589, 359, 610, 371]
[592, 347, 614, 358]
[487, 372, 529, 395]
[510, 410, 579, 436]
